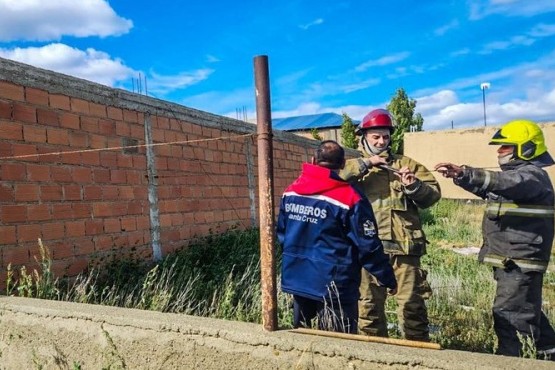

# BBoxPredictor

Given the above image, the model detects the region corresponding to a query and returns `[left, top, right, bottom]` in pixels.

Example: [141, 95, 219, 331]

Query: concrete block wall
[0, 57, 316, 285]
[404, 123, 555, 199]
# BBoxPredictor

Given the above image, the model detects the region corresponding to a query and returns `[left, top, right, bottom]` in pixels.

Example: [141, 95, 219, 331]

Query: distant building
[272, 112, 359, 142]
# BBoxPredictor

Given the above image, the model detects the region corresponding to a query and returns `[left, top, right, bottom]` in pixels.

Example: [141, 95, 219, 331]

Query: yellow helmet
[489, 119, 548, 160]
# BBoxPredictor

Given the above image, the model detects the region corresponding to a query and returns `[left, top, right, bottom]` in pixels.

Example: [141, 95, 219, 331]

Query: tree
[340, 113, 358, 149]
[310, 128, 323, 141]
[386, 88, 424, 154]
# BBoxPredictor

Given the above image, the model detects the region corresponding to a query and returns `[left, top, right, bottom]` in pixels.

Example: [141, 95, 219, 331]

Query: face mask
[498, 152, 513, 166]
[362, 139, 388, 155]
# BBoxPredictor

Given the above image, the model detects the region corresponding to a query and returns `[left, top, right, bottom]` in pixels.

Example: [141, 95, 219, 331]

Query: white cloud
[0, 43, 134, 86]
[0, 0, 132, 41]
[469, 0, 555, 20]
[354, 52, 411, 72]
[299, 18, 324, 30]
[450, 48, 471, 57]
[148, 69, 214, 95]
[529, 23, 555, 37]
[434, 20, 460, 36]
[341, 78, 381, 93]
[206, 54, 221, 63]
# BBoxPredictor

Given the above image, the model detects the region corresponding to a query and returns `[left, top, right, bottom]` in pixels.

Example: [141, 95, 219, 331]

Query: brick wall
[0, 57, 317, 285]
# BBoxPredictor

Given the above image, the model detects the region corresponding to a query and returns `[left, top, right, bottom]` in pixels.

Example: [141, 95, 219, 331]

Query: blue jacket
[277, 163, 397, 303]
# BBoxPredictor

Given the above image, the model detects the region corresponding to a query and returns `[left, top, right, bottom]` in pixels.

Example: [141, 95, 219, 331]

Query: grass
[4, 199, 555, 358]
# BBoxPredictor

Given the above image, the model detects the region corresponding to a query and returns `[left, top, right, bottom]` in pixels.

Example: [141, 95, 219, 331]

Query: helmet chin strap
[362, 137, 389, 156]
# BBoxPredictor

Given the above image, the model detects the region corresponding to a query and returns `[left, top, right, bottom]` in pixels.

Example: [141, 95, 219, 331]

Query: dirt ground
[0, 296, 553, 369]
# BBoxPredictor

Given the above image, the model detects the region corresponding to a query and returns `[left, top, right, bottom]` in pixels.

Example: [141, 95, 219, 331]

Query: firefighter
[341, 109, 441, 341]
[435, 119, 555, 359]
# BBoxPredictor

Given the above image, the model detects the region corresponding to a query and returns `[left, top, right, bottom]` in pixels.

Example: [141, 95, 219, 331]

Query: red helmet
[355, 109, 395, 135]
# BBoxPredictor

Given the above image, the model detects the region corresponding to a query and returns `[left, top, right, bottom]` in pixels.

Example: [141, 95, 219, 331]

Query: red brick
[63, 185, 82, 201]
[123, 110, 138, 124]
[136, 216, 150, 230]
[27, 204, 51, 221]
[46, 127, 69, 145]
[74, 239, 95, 256]
[89, 134, 107, 149]
[92, 168, 110, 183]
[85, 219, 103, 235]
[72, 167, 91, 183]
[115, 154, 132, 168]
[37, 108, 59, 126]
[1, 163, 26, 181]
[81, 151, 100, 166]
[70, 98, 89, 114]
[89, 102, 107, 118]
[72, 204, 91, 218]
[68, 131, 88, 148]
[1, 205, 27, 223]
[26, 164, 50, 181]
[94, 235, 113, 251]
[59, 112, 80, 129]
[12, 143, 38, 159]
[40, 185, 63, 201]
[102, 186, 119, 200]
[99, 151, 117, 168]
[103, 218, 121, 233]
[51, 241, 74, 259]
[107, 106, 123, 120]
[49, 94, 70, 110]
[110, 169, 126, 183]
[83, 185, 102, 200]
[51, 204, 73, 220]
[130, 124, 144, 139]
[0, 100, 12, 119]
[17, 224, 42, 242]
[127, 200, 145, 215]
[156, 116, 170, 129]
[25, 87, 49, 106]
[98, 119, 115, 135]
[42, 222, 65, 240]
[121, 217, 137, 231]
[23, 125, 47, 143]
[51, 166, 72, 182]
[93, 202, 114, 217]
[13, 103, 36, 123]
[0, 225, 16, 244]
[127, 231, 144, 247]
[0, 121, 23, 140]
[0, 81, 24, 101]
[14, 184, 40, 201]
[66, 258, 89, 276]
[0, 184, 13, 201]
[80, 116, 99, 133]
[116, 121, 131, 136]
[2, 245, 31, 265]
[65, 220, 85, 237]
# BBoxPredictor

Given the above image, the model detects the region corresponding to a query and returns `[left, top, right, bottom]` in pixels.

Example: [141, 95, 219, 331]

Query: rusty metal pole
[254, 55, 278, 331]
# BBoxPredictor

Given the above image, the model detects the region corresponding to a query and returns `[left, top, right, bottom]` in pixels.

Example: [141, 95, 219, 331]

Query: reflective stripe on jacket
[341, 152, 441, 256]
[454, 160, 554, 272]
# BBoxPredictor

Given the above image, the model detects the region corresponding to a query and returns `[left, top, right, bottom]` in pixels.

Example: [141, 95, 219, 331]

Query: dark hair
[315, 140, 345, 170]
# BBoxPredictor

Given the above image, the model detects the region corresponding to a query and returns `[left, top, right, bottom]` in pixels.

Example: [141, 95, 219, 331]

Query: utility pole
[480, 82, 491, 126]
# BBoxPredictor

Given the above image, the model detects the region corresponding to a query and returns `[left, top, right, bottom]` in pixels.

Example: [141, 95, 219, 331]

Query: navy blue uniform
[277, 163, 396, 333]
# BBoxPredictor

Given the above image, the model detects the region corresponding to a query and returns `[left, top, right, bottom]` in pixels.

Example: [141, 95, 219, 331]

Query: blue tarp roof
[272, 112, 359, 131]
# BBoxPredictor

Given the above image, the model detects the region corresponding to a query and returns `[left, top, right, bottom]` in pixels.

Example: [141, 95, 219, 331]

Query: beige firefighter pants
[358, 254, 432, 340]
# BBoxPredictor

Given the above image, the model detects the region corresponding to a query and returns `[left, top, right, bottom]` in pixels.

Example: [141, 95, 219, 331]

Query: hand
[434, 162, 463, 179]
[387, 287, 397, 296]
[395, 166, 416, 186]
[364, 156, 387, 168]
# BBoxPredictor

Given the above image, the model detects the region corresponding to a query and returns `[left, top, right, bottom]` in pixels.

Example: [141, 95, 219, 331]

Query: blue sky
[0, 1, 554, 130]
